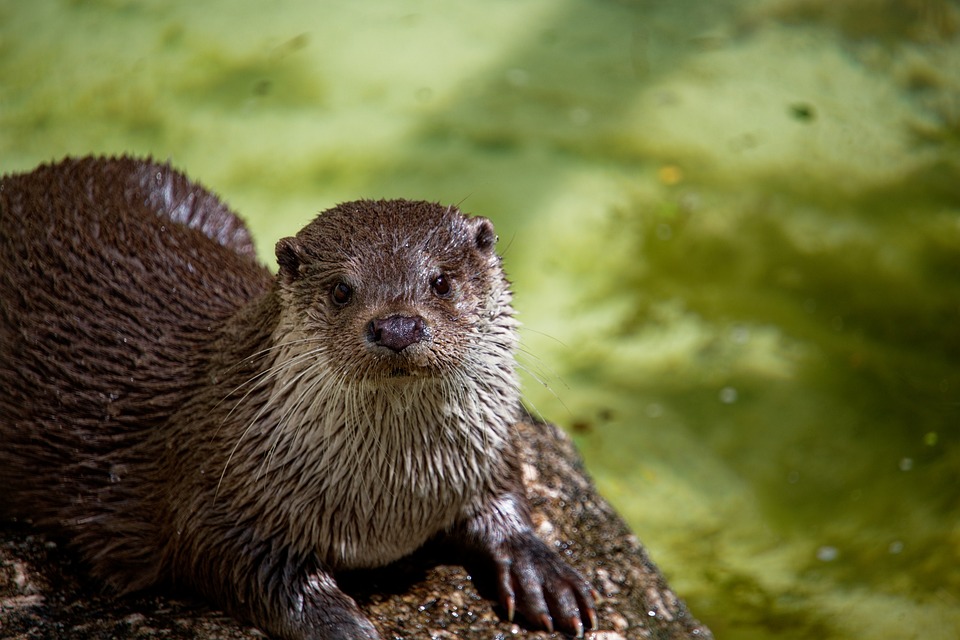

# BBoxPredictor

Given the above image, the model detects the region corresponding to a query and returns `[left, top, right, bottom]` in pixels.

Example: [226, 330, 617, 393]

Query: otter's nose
[367, 315, 427, 352]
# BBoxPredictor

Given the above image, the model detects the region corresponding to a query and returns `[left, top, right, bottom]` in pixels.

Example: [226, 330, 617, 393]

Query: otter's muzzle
[367, 314, 428, 352]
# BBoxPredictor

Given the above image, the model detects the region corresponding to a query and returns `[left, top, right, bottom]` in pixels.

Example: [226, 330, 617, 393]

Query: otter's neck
[233, 303, 521, 568]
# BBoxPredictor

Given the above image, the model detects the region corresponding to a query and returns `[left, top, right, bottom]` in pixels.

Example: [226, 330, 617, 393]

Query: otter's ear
[472, 217, 498, 254]
[276, 237, 304, 284]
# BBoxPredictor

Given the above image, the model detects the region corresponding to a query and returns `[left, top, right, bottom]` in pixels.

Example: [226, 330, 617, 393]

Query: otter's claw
[492, 531, 597, 637]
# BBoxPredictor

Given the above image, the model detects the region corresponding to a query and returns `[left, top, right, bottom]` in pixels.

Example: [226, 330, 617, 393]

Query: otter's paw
[491, 531, 598, 637]
[305, 616, 380, 640]
[287, 574, 382, 640]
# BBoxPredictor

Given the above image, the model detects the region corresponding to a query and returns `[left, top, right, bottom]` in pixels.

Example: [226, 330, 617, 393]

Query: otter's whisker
[215, 345, 329, 498]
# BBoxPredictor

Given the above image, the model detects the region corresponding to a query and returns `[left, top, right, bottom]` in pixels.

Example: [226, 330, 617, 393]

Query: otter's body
[0, 157, 595, 640]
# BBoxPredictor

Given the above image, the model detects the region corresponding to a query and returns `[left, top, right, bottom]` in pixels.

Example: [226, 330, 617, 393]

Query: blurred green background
[2, 1, 958, 638]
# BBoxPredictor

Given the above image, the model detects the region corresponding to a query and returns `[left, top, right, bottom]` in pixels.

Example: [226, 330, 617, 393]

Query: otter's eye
[431, 273, 452, 298]
[330, 282, 353, 306]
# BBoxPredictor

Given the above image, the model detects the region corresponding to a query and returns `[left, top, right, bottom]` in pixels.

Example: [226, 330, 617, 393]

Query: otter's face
[273, 200, 517, 382]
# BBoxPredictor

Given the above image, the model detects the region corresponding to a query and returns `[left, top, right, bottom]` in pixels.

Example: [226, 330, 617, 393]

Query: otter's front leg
[451, 493, 599, 637]
[271, 573, 381, 640]
[208, 549, 380, 640]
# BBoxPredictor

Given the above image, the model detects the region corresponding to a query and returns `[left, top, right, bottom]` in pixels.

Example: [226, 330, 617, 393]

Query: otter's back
[0, 156, 272, 515]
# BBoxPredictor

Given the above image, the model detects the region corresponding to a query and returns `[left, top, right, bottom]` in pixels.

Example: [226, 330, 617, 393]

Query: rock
[0, 418, 712, 640]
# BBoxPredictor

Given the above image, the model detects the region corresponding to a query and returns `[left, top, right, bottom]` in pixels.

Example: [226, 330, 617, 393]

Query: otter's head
[274, 200, 518, 388]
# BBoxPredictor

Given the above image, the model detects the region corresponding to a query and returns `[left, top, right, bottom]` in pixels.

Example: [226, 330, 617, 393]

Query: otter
[0, 157, 597, 639]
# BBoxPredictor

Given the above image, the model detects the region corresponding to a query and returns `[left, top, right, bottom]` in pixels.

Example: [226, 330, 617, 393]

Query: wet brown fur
[0, 156, 596, 640]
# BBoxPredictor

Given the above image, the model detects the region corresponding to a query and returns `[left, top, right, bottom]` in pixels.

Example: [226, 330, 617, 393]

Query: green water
[2, 1, 958, 638]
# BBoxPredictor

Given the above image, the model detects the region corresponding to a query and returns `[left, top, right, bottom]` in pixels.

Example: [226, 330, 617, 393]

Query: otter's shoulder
[1, 156, 257, 259]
